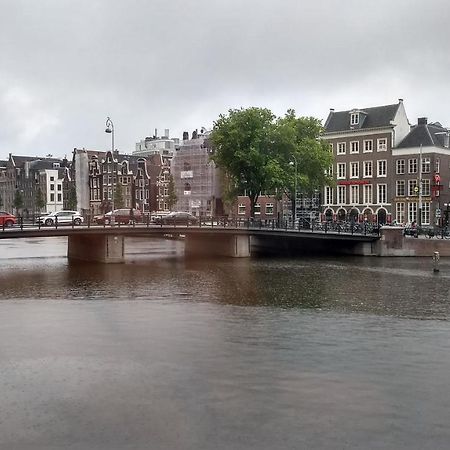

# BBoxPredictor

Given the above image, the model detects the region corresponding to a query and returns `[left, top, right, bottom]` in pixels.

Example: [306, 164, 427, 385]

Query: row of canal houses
[0, 128, 222, 219]
[1, 100, 450, 225]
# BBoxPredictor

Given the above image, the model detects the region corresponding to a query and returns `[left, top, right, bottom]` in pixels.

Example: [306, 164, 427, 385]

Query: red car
[0, 211, 16, 227]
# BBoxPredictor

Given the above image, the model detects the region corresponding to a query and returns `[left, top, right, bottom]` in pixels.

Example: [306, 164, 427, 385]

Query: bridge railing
[1, 215, 381, 237]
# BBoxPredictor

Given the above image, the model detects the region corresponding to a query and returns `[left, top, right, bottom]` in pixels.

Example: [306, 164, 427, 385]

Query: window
[396, 202, 405, 224]
[57, 194, 62, 202]
[350, 141, 359, 154]
[337, 185, 346, 204]
[396, 159, 405, 174]
[377, 138, 387, 151]
[396, 180, 405, 196]
[408, 158, 417, 173]
[184, 182, 191, 195]
[238, 204, 246, 215]
[363, 161, 373, 178]
[325, 165, 333, 177]
[421, 157, 431, 174]
[254, 203, 261, 215]
[328, 143, 333, 152]
[377, 160, 387, 177]
[50, 193, 55, 202]
[435, 158, 440, 173]
[377, 184, 387, 204]
[408, 179, 418, 196]
[363, 184, 373, 204]
[337, 142, 346, 155]
[422, 179, 430, 196]
[363, 140, 373, 153]
[337, 163, 346, 179]
[350, 162, 359, 178]
[408, 202, 417, 223]
[422, 202, 430, 225]
[50, 184, 55, 191]
[350, 185, 359, 204]
[57, 184, 62, 191]
[265, 203, 274, 215]
[350, 113, 359, 125]
[324, 186, 333, 205]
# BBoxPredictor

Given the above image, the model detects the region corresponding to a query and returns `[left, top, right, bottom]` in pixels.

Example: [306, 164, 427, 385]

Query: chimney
[418, 117, 428, 125]
[398, 98, 403, 103]
[182, 131, 189, 140]
[164, 128, 169, 138]
[329, 108, 334, 112]
[154, 128, 158, 138]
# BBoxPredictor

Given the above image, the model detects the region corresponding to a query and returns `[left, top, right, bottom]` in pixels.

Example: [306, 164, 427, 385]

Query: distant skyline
[1, 0, 450, 160]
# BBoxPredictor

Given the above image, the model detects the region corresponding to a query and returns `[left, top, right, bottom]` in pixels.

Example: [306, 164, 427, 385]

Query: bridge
[0, 219, 381, 263]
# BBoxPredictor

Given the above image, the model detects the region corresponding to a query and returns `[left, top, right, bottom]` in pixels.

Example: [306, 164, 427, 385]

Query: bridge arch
[362, 207, 375, 223]
[349, 208, 360, 222]
[324, 208, 334, 221]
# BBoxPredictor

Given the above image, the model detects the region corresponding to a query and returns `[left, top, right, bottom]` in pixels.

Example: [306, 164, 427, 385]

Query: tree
[274, 110, 334, 218]
[35, 187, 46, 213]
[167, 175, 177, 210]
[210, 107, 279, 217]
[114, 182, 124, 209]
[13, 190, 24, 215]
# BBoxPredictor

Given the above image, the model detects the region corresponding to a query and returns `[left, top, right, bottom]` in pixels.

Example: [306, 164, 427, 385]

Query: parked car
[94, 208, 142, 225]
[0, 211, 16, 227]
[153, 211, 198, 225]
[37, 210, 84, 226]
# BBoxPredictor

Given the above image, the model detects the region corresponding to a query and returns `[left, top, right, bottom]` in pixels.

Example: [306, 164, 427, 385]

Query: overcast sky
[1, 0, 449, 160]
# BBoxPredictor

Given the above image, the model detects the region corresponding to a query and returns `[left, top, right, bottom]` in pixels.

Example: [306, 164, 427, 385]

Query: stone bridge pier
[68, 234, 125, 263]
[185, 233, 251, 258]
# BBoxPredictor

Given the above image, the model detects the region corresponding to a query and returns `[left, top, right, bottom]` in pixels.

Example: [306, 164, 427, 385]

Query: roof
[397, 120, 449, 148]
[324, 103, 400, 133]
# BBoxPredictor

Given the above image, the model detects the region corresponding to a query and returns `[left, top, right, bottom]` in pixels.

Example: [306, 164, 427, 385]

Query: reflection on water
[1, 237, 450, 449]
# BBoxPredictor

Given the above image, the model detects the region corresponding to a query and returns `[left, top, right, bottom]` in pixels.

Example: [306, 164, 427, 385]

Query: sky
[1, 0, 450, 160]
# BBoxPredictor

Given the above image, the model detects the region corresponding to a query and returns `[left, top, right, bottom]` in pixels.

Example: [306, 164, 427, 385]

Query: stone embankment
[377, 227, 450, 256]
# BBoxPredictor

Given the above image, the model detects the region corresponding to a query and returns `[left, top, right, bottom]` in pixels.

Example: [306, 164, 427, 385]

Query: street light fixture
[105, 117, 115, 225]
[289, 154, 297, 225]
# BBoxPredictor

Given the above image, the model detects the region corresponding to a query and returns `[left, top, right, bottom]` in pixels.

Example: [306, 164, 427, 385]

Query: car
[94, 208, 142, 225]
[37, 210, 84, 226]
[154, 211, 198, 225]
[0, 211, 16, 227]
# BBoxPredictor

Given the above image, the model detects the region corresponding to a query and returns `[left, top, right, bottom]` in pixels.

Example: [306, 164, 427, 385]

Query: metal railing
[1, 216, 382, 237]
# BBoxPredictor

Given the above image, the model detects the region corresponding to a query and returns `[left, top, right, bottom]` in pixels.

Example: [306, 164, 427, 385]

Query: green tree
[13, 190, 24, 214]
[114, 182, 124, 209]
[210, 107, 279, 217]
[167, 175, 177, 210]
[67, 185, 77, 211]
[35, 187, 46, 213]
[274, 110, 334, 217]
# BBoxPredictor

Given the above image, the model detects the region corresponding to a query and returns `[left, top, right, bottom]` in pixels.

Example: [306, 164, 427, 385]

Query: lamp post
[105, 117, 115, 225]
[289, 154, 298, 225]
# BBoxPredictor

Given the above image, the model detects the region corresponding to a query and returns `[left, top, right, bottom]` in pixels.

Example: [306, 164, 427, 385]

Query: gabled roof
[324, 103, 400, 133]
[397, 119, 449, 148]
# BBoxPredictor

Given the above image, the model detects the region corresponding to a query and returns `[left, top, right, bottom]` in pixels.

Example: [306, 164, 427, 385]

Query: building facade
[322, 100, 410, 223]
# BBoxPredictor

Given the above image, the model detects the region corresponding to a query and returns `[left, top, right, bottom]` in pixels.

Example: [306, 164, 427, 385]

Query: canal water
[1, 237, 450, 449]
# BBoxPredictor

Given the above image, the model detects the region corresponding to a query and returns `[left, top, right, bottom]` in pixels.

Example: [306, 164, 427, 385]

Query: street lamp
[289, 154, 297, 225]
[105, 117, 115, 225]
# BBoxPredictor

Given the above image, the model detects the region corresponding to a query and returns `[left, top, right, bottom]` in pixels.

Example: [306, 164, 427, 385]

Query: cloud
[1, 0, 450, 158]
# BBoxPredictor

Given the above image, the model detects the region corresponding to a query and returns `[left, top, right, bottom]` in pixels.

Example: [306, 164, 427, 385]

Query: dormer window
[350, 113, 359, 126]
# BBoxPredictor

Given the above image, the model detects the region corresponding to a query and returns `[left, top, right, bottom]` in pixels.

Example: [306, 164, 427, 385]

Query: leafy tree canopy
[210, 107, 333, 216]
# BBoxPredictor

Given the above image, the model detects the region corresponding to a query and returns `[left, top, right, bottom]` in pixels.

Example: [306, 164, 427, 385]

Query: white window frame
[350, 113, 359, 125]
[377, 138, 387, 152]
[396, 159, 405, 174]
[363, 140, 373, 153]
[350, 162, 359, 179]
[408, 202, 417, 223]
[238, 203, 246, 215]
[363, 161, 373, 178]
[350, 185, 359, 204]
[396, 202, 405, 224]
[350, 141, 359, 154]
[408, 158, 417, 174]
[337, 142, 346, 155]
[363, 184, 373, 204]
[422, 179, 430, 196]
[377, 160, 387, 178]
[324, 186, 333, 205]
[422, 202, 430, 225]
[421, 157, 431, 174]
[265, 203, 274, 215]
[337, 163, 346, 179]
[337, 185, 346, 204]
[377, 184, 387, 204]
[408, 179, 418, 196]
[396, 180, 405, 197]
